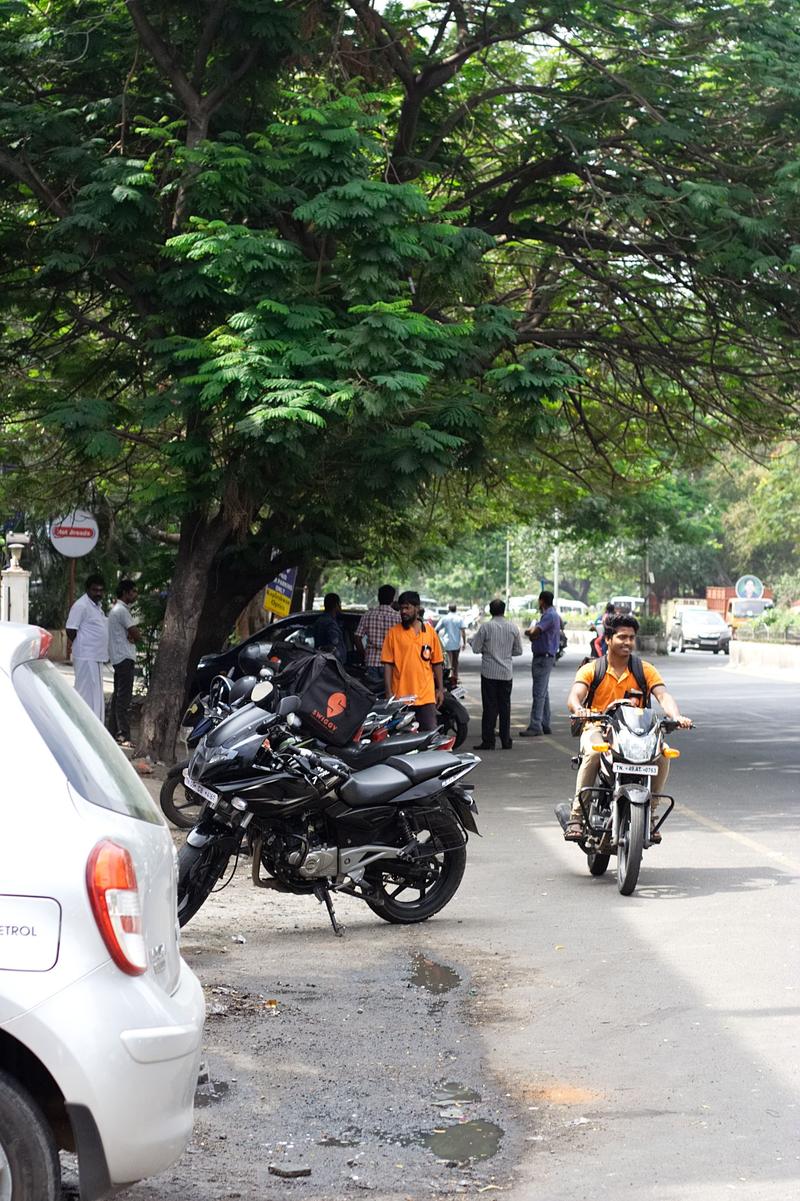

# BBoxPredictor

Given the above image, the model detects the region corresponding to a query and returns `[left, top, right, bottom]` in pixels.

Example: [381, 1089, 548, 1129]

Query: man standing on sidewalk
[381, 590, 444, 731]
[470, 599, 523, 750]
[66, 574, 108, 721]
[435, 603, 466, 684]
[355, 584, 399, 685]
[520, 590, 560, 737]
[107, 579, 141, 748]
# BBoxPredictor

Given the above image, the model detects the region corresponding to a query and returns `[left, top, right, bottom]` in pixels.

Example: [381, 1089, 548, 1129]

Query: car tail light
[86, 841, 147, 975]
[36, 627, 53, 658]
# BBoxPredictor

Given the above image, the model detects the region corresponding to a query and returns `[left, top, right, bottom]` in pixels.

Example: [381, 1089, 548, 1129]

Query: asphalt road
[102, 647, 799, 1201]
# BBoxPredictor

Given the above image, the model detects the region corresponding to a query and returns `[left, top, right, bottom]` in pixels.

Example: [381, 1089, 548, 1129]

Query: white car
[0, 623, 204, 1200]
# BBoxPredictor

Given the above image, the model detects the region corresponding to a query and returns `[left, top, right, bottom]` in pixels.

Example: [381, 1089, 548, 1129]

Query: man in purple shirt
[520, 590, 560, 737]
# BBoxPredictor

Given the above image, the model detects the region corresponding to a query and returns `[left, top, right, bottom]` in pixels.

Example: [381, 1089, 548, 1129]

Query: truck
[706, 585, 774, 634]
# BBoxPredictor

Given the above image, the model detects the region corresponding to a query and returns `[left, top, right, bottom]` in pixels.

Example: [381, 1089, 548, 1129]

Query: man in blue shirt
[520, 590, 560, 737]
[312, 593, 347, 663]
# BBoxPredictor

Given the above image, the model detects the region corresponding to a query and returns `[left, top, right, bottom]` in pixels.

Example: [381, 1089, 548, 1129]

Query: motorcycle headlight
[615, 728, 658, 763]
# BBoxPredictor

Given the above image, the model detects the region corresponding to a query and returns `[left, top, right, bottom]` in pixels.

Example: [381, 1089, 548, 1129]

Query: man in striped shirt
[469, 599, 523, 749]
[355, 584, 399, 685]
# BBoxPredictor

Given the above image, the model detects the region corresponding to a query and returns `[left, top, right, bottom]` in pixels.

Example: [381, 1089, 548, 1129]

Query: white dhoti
[73, 659, 106, 721]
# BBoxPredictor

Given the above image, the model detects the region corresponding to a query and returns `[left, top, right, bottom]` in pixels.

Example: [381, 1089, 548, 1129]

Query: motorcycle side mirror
[278, 694, 301, 717]
[251, 680, 275, 706]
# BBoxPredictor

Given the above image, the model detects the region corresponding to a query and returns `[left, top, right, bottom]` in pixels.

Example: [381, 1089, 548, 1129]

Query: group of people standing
[65, 574, 140, 745]
[344, 583, 562, 748]
[470, 590, 561, 750]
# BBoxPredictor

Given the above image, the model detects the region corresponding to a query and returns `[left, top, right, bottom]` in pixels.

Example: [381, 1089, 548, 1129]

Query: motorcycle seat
[332, 731, 431, 768]
[339, 764, 413, 807]
[385, 750, 455, 784]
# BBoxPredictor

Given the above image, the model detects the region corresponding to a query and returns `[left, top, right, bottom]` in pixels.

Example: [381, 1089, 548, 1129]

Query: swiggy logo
[326, 692, 348, 719]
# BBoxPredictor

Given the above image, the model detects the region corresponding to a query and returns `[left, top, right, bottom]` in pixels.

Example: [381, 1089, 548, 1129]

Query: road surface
[99, 647, 799, 1201]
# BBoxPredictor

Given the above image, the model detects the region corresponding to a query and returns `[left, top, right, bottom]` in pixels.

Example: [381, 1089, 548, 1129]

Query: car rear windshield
[13, 659, 160, 823]
[685, 612, 727, 630]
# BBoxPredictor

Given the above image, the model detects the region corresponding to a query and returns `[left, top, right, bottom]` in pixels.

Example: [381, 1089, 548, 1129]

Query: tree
[4, 1, 800, 759]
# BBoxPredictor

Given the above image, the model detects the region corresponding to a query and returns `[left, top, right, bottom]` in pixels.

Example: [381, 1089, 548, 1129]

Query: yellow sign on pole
[264, 567, 296, 618]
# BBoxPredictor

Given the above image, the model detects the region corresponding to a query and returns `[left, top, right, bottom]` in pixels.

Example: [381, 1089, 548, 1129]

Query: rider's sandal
[564, 820, 584, 842]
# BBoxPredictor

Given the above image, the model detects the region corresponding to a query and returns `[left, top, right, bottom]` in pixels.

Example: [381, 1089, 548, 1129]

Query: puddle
[194, 1080, 230, 1108]
[410, 952, 461, 994]
[434, 1081, 481, 1104]
[422, 1119, 504, 1162]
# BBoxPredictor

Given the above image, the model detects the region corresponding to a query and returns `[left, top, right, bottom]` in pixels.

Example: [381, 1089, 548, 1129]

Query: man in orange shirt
[381, 590, 444, 731]
[564, 613, 692, 841]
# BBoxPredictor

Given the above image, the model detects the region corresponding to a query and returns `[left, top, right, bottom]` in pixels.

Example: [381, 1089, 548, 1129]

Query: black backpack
[586, 653, 650, 708]
[571, 653, 650, 736]
[273, 651, 374, 747]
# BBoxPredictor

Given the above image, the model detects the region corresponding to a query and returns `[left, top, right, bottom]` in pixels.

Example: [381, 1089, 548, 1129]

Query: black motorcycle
[161, 674, 454, 829]
[176, 692, 480, 934]
[556, 700, 690, 894]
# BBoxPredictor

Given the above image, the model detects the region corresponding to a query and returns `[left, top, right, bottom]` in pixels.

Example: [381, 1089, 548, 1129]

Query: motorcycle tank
[204, 703, 273, 747]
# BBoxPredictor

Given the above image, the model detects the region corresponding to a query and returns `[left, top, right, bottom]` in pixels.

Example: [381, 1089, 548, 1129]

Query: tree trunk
[137, 511, 232, 761]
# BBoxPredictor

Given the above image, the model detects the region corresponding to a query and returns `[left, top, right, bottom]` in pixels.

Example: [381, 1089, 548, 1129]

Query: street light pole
[505, 536, 511, 607]
[553, 541, 560, 606]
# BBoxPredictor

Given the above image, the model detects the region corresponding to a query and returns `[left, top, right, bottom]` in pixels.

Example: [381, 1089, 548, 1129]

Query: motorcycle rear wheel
[177, 841, 232, 927]
[617, 803, 645, 895]
[587, 852, 610, 876]
[364, 817, 466, 924]
[438, 710, 468, 750]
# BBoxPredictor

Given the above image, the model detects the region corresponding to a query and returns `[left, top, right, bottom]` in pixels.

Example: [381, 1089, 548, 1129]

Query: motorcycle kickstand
[314, 884, 345, 937]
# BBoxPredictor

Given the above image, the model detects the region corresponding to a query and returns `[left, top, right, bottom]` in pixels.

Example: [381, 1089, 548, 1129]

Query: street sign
[49, 509, 99, 557]
[264, 567, 297, 618]
[734, 575, 764, 600]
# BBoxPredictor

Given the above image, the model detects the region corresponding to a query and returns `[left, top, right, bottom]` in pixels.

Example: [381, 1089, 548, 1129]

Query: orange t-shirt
[381, 621, 443, 705]
[574, 658, 664, 712]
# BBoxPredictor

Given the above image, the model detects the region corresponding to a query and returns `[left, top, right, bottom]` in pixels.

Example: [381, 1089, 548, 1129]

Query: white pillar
[1, 568, 31, 624]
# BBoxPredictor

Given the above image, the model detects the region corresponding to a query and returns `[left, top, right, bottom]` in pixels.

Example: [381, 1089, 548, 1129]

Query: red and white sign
[49, 509, 99, 557]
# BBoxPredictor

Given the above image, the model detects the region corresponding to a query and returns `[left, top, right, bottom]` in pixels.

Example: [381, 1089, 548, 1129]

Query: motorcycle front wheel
[364, 817, 466, 924]
[616, 803, 646, 895]
[160, 767, 203, 829]
[177, 841, 232, 927]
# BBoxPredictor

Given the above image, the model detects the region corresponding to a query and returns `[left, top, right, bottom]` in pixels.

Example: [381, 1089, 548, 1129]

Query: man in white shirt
[107, 579, 141, 747]
[435, 604, 466, 684]
[65, 574, 109, 720]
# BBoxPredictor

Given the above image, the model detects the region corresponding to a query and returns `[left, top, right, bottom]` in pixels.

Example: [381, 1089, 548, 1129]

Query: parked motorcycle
[176, 691, 480, 934]
[555, 699, 690, 894]
[161, 676, 455, 829]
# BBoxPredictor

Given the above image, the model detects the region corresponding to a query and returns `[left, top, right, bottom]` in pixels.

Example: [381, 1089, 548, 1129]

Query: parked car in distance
[668, 607, 731, 654]
[0, 623, 204, 1201]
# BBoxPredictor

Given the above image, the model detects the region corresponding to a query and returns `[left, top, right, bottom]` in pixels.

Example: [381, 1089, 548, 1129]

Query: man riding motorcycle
[564, 613, 692, 842]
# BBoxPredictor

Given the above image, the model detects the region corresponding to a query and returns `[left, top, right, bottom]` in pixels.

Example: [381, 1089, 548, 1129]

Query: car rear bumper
[7, 958, 204, 1191]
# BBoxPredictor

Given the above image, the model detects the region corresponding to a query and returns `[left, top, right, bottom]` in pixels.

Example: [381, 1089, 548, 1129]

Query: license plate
[613, 762, 658, 776]
[182, 773, 218, 804]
